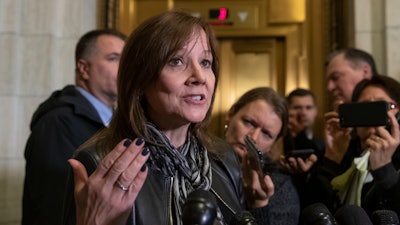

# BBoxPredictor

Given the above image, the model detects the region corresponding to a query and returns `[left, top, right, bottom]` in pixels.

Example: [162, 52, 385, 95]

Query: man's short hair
[324, 48, 378, 76]
[75, 29, 126, 65]
[286, 88, 316, 105]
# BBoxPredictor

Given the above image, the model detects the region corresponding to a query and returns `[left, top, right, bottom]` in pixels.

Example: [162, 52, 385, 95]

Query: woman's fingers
[78, 138, 150, 200]
[121, 148, 150, 196]
[93, 139, 134, 179]
[263, 174, 274, 198]
[126, 163, 148, 196]
[240, 152, 274, 208]
[70, 139, 150, 225]
[388, 112, 400, 141]
[94, 138, 146, 187]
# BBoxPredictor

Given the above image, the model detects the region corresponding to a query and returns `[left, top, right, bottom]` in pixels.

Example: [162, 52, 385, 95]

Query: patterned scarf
[145, 122, 225, 224]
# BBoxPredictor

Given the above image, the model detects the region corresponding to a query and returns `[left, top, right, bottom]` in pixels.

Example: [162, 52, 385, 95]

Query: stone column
[0, 0, 96, 224]
[354, 0, 400, 80]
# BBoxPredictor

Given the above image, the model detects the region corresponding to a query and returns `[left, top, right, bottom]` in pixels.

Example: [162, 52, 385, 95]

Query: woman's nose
[248, 129, 261, 144]
[187, 63, 206, 85]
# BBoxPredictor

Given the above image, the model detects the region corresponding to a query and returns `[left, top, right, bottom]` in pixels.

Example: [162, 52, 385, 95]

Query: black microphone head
[334, 204, 372, 225]
[230, 211, 258, 225]
[301, 203, 337, 225]
[371, 210, 399, 225]
[182, 189, 217, 225]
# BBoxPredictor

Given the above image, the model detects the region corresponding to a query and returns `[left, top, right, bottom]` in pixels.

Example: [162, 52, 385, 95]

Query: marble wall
[355, 0, 400, 80]
[0, 0, 97, 224]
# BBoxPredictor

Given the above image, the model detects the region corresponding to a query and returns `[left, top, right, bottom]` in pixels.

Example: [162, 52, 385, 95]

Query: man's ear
[76, 59, 90, 80]
[361, 63, 373, 79]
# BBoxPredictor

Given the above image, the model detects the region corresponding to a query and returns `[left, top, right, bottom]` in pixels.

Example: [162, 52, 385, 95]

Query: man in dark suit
[22, 29, 126, 225]
[284, 88, 324, 159]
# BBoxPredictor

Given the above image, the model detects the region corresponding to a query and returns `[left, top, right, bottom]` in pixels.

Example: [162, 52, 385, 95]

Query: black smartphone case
[339, 101, 388, 127]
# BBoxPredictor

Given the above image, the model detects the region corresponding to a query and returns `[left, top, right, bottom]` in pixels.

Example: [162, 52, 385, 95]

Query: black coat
[305, 137, 400, 217]
[62, 137, 271, 225]
[22, 85, 105, 225]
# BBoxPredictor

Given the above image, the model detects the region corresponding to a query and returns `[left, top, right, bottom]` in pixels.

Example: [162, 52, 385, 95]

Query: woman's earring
[224, 124, 228, 130]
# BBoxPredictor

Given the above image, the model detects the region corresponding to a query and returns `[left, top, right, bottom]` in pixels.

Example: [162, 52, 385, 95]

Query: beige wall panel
[268, 0, 306, 23]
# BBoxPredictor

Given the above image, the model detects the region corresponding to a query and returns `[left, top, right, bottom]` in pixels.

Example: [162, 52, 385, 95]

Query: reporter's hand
[324, 111, 352, 163]
[367, 112, 400, 170]
[69, 138, 150, 225]
[241, 151, 274, 208]
[279, 154, 318, 173]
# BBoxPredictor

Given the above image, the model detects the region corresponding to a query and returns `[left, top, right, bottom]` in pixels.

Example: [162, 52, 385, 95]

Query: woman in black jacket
[62, 10, 274, 225]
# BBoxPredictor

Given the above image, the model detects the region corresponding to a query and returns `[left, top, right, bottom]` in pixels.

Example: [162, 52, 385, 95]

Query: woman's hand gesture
[69, 138, 150, 225]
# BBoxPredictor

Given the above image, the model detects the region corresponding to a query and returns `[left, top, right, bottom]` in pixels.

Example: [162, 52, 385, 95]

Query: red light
[218, 8, 228, 20]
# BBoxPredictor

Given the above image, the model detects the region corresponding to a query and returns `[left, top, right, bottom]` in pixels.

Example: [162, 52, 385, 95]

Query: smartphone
[338, 101, 389, 127]
[244, 135, 264, 176]
[285, 149, 315, 160]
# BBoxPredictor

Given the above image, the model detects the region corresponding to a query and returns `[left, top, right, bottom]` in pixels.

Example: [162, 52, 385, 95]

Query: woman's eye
[169, 58, 183, 66]
[107, 55, 120, 62]
[262, 131, 273, 139]
[242, 118, 252, 126]
[200, 59, 212, 68]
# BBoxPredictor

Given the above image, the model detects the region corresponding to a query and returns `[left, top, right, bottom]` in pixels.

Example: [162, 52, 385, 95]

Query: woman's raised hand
[68, 138, 150, 225]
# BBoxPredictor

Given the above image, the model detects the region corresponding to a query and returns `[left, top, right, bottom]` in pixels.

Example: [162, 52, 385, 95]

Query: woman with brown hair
[62, 10, 273, 225]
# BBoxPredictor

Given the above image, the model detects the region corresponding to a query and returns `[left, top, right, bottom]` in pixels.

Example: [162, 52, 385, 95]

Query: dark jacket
[263, 158, 300, 225]
[62, 138, 271, 225]
[22, 85, 105, 225]
[305, 137, 400, 217]
[282, 130, 325, 213]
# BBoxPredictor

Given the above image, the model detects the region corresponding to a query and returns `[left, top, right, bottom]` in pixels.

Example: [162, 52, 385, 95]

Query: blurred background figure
[294, 48, 379, 213]
[323, 47, 378, 167]
[279, 88, 324, 211]
[325, 48, 378, 106]
[22, 29, 126, 225]
[284, 88, 324, 159]
[307, 75, 400, 217]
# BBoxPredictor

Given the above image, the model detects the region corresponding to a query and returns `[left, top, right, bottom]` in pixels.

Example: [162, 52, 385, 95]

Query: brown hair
[352, 75, 400, 104]
[81, 10, 220, 157]
[228, 87, 288, 139]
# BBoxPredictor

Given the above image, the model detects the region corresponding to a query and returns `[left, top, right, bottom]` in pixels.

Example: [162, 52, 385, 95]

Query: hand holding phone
[244, 135, 265, 176]
[285, 149, 315, 160]
[386, 111, 400, 133]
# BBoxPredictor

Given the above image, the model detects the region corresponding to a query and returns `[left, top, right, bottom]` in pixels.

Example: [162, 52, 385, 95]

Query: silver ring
[375, 135, 381, 141]
[116, 179, 129, 191]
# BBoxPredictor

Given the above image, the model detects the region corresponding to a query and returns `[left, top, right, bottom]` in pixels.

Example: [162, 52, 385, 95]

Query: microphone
[230, 211, 258, 225]
[334, 204, 372, 225]
[371, 210, 399, 225]
[301, 203, 338, 225]
[182, 189, 217, 225]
